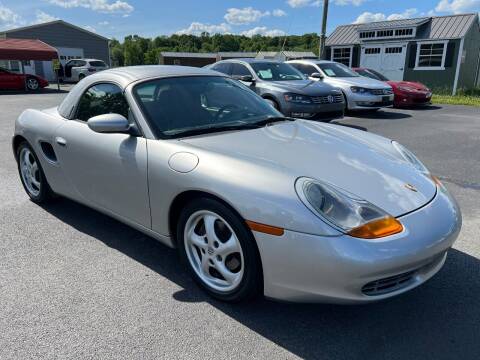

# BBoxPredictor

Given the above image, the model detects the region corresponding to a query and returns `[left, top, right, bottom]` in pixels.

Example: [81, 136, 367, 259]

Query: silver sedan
[12, 66, 461, 303]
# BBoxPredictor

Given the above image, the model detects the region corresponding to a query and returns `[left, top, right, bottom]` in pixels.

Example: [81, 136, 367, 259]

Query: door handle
[55, 137, 67, 146]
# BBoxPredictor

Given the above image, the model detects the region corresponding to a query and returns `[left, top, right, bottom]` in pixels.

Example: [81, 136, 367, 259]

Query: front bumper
[283, 101, 345, 120]
[394, 92, 432, 107]
[347, 93, 395, 110]
[254, 187, 462, 303]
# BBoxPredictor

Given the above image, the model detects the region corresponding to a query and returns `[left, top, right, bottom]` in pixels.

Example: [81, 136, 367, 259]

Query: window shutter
[408, 43, 417, 68]
[325, 47, 331, 61]
[444, 42, 456, 68]
[351, 46, 360, 67]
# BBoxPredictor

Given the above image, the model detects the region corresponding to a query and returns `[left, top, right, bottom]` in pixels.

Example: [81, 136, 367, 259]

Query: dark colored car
[0, 67, 49, 91]
[352, 68, 432, 107]
[207, 59, 345, 121]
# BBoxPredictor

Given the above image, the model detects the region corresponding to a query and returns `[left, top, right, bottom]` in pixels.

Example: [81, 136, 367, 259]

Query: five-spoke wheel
[177, 198, 262, 302]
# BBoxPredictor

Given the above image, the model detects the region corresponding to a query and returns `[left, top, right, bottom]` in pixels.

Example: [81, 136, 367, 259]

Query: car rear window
[89, 61, 107, 67]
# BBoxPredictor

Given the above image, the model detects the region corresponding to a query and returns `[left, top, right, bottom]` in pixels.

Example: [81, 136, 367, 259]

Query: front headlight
[350, 86, 370, 94]
[284, 93, 312, 104]
[295, 178, 403, 239]
[392, 141, 429, 174]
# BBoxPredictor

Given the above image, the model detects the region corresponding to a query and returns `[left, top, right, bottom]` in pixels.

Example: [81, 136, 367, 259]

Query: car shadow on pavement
[0, 88, 69, 95]
[41, 198, 480, 360]
[348, 109, 412, 120]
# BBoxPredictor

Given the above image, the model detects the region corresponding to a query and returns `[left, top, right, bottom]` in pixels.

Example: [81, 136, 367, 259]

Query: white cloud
[241, 26, 286, 37]
[98, 20, 109, 25]
[287, 0, 365, 7]
[224, 7, 270, 25]
[34, 10, 58, 24]
[0, 3, 24, 29]
[273, 9, 287, 17]
[435, 0, 480, 14]
[46, 0, 133, 14]
[354, 8, 418, 23]
[176, 22, 231, 36]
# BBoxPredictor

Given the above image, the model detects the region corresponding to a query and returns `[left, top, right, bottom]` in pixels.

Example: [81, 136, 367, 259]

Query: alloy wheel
[26, 78, 39, 90]
[184, 210, 244, 293]
[19, 147, 41, 196]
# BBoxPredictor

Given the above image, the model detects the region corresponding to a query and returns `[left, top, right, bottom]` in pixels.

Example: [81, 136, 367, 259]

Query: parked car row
[0, 58, 108, 91]
[206, 58, 432, 121]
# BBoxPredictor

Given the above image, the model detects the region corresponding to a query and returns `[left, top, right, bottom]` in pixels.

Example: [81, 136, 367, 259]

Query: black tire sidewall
[16, 142, 51, 203]
[177, 198, 262, 302]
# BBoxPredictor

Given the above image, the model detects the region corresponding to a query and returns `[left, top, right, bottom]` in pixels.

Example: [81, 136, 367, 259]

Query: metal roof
[356, 17, 430, 31]
[282, 51, 317, 58]
[0, 20, 110, 41]
[218, 52, 257, 57]
[326, 13, 478, 46]
[160, 52, 217, 58]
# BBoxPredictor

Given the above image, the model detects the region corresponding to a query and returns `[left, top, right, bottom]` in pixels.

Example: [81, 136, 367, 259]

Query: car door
[54, 82, 151, 228]
[0, 68, 19, 89]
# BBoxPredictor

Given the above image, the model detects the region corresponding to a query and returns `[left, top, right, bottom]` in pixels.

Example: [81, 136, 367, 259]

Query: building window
[395, 28, 413, 37]
[359, 31, 375, 39]
[173, 59, 181, 65]
[331, 47, 352, 67]
[385, 47, 403, 54]
[365, 48, 381, 54]
[377, 30, 394, 38]
[415, 41, 448, 70]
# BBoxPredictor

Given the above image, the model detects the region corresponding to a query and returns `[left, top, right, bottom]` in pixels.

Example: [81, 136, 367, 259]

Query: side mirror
[87, 113, 131, 134]
[234, 75, 255, 83]
[310, 72, 323, 80]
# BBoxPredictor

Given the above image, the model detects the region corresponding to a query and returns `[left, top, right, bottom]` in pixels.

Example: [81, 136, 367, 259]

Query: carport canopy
[0, 38, 58, 60]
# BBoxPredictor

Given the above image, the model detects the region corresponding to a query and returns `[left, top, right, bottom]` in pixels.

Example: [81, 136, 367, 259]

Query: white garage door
[360, 43, 407, 81]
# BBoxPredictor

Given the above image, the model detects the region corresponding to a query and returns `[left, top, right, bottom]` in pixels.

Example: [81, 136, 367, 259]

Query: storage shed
[325, 13, 480, 94]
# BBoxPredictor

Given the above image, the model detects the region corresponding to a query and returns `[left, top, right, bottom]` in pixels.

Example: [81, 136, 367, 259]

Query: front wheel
[177, 198, 263, 302]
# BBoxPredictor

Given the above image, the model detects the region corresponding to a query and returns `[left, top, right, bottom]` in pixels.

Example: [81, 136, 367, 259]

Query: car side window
[211, 63, 231, 75]
[231, 63, 251, 77]
[76, 83, 129, 122]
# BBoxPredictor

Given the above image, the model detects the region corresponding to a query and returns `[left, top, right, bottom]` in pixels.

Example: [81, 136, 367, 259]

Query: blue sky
[0, 0, 479, 39]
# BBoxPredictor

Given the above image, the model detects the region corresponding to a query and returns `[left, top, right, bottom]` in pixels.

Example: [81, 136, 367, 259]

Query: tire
[264, 98, 279, 110]
[177, 198, 263, 302]
[16, 141, 53, 203]
[26, 77, 39, 91]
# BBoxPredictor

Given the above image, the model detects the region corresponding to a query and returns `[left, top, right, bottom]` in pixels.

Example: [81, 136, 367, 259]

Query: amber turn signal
[348, 217, 403, 239]
[430, 175, 443, 187]
[246, 220, 284, 236]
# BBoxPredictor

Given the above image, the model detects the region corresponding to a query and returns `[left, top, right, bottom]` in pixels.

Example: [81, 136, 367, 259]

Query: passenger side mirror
[87, 113, 131, 134]
[310, 72, 323, 80]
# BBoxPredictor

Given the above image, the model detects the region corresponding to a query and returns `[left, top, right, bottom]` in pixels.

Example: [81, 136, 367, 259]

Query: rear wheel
[26, 77, 39, 91]
[264, 98, 279, 110]
[17, 142, 53, 203]
[177, 198, 262, 302]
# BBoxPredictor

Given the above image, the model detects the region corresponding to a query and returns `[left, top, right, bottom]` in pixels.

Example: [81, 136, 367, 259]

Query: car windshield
[133, 76, 285, 139]
[357, 68, 389, 81]
[250, 62, 305, 81]
[318, 63, 359, 78]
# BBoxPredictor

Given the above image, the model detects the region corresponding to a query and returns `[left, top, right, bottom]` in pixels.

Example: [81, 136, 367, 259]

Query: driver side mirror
[310, 72, 323, 80]
[234, 75, 255, 84]
[87, 113, 132, 134]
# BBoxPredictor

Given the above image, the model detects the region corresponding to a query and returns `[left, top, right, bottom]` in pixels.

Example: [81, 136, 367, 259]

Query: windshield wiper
[251, 116, 295, 127]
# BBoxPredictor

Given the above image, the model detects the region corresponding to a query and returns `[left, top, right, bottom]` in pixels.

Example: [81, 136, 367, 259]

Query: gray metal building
[0, 20, 110, 81]
[325, 13, 480, 94]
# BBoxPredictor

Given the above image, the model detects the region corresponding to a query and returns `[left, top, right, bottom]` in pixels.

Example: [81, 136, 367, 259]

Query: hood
[328, 76, 391, 89]
[388, 81, 429, 91]
[181, 121, 436, 218]
[266, 79, 340, 95]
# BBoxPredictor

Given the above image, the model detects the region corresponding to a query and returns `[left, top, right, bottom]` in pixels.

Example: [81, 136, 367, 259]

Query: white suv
[287, 60, 394, 111]
[61, 58, 109, 82]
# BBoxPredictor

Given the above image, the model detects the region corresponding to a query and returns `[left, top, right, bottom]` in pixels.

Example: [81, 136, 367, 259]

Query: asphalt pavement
[0, 91, 479, 360]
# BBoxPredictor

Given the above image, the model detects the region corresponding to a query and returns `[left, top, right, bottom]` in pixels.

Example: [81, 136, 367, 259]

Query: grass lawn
[432, 94, 480, 107]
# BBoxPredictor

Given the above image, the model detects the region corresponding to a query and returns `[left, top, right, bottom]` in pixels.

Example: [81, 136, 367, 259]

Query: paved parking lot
[0, 91, 479, 360]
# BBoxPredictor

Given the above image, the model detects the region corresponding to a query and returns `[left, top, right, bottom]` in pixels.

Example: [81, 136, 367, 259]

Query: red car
[353, 68, 432, 108]
[0, 67, 49, 91]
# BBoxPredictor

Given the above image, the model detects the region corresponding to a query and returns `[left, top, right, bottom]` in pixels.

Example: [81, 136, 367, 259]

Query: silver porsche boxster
[13, 66, 462, 303]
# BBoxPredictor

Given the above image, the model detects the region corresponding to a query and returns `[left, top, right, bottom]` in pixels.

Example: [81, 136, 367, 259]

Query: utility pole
[319, 0, 329, 59]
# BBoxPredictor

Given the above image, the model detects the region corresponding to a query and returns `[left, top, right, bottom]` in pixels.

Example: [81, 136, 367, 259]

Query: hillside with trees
[109, 33, 321, 67]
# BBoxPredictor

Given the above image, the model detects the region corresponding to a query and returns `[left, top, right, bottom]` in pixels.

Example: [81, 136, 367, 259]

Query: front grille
[370, 88, 393, 96]
[362, 270, 416, 296]
[311, 94, 344, 104]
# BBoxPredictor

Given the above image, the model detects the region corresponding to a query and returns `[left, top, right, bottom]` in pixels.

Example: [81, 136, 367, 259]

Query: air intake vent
[40, 141, 57, 162]
[362, 270, 416, 296]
